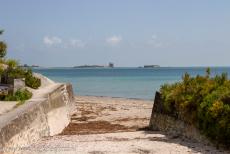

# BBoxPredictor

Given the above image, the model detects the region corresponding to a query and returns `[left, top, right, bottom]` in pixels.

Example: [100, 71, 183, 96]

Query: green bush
[160, 68, 230, 146]
[7, 67, 26, 78]
[4, 89, 32, 103]
[6, 59, 19, 68]
[25, 69, 41, 89]
[5, 68, 41, 89]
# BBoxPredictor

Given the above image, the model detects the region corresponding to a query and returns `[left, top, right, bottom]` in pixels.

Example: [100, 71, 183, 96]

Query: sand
[0, 101, 18, 115]
[60, 95, 153, 135]
[23, 95, 228, 154]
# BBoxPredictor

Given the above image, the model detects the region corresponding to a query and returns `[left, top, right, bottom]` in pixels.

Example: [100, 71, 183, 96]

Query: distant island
[20, 64, 40, 68]
[138, 65, 160, 68]
[144, 65, 160, 68]
[74, 62, 114, 68]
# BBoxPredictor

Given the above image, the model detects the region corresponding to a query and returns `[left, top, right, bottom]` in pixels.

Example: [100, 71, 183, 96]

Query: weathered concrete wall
[149, 91, 208, 143]
[13, 78, 25, 93]
[0, 83, 74, 153]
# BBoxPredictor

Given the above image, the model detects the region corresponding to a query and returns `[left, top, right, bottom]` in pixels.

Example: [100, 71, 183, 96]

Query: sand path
[23, 95, 229, 154]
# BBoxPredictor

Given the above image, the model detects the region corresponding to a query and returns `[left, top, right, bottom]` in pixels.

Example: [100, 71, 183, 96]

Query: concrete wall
[149, 92, 209, 143]
[0, 83, 74, 153]
[13, 78, 25, 93]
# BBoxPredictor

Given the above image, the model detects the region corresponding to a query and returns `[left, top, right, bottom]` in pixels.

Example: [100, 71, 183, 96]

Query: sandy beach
[24, 95, 228, 154]
[60, 95, 153, 135]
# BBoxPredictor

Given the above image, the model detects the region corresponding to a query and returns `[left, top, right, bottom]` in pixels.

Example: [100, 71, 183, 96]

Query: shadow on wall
[148, 91, 208, 143]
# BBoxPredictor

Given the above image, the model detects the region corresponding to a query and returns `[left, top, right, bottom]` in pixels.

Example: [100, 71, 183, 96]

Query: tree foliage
[0, 41, 7, 58]
[0, 30, 41, 89]
[0, 30, 7, 58]
[160, 68, 230, 146]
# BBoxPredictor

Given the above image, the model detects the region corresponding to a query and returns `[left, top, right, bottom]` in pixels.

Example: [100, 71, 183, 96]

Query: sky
[0, 0, 230, 67]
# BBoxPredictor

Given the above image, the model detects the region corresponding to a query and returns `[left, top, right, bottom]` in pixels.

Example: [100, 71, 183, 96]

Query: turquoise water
[33, 67, 230, 100]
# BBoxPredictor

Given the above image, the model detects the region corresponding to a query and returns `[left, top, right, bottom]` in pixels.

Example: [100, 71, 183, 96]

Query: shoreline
[75, 94, 155, 102]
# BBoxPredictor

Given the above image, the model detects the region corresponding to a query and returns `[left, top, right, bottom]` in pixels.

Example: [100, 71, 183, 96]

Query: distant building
[109, 62, 114, 68]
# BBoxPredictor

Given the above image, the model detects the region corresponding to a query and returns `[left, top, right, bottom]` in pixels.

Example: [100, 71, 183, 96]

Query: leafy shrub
[4, 68, 41, 89]
[160, 68, 230, 146]
[7, 67, 26, 78]
[6, 59, 19, 68]
[4, 89, 32, 103]
[25, 69, 41, 89]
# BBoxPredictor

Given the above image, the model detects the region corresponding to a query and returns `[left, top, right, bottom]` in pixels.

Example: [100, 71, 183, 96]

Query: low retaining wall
[149, 92, 208, 143]
[0, 83, 74, 153]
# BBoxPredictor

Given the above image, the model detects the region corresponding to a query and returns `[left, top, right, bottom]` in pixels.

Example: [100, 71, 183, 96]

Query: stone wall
[149, 91, 209, 143]
[0, 83, 74, 153]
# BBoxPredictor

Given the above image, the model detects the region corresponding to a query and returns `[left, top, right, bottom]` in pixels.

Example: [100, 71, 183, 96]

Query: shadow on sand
[137, 127, 228, 154]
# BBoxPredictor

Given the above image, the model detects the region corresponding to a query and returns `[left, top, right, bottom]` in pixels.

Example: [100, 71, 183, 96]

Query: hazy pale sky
[0, 0, 230, 67]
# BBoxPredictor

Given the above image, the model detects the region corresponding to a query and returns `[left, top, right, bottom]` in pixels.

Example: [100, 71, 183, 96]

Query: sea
[33, 67, 230, 100]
